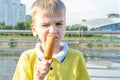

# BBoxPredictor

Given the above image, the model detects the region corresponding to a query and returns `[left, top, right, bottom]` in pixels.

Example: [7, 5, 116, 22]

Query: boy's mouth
[48, 34, 58, 40]
[55, 36, 57, 40]
[47, 34, 58, 41]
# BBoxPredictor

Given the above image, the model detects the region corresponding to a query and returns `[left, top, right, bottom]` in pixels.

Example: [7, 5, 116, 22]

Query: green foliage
[6, 25, 13, 30]
[97, 44, 102, 48]
[65, 26, 69, 30]
[24, 20, 32, 30]
[70, 25, 88, 31]
[14, 20, 32, 30]
[8, 39, 16, 48]
[105, 44, 109, 47]
[0, 22, 5, 29]
[114, 44, 120, 47]
[90, 27, 96, 31]
[0, 22, 14, 30]
[0, 20, 32, 30]
[65, 25, 88, 37]
[14, 22, 25, 30]
[79, 26, 88, 31]
[86, 43, 94, 48]
[71, 26, 79, 31]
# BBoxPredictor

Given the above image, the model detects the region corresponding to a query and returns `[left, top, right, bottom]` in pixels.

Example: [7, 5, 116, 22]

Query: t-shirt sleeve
[78, 53, 91, 80]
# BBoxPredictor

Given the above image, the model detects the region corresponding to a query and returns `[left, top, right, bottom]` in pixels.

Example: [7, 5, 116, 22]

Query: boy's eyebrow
[40, 20, 64, 24]
[40, 21, 64, 25]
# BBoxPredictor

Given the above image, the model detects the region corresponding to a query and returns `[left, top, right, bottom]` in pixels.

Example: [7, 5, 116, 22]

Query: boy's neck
[53, 45, 63, 55]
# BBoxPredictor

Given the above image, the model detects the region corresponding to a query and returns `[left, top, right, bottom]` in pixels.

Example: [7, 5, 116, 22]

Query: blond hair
[30, 0, 66, 22]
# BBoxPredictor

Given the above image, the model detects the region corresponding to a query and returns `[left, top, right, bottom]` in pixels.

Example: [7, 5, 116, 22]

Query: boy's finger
[48, 59, 52, 64]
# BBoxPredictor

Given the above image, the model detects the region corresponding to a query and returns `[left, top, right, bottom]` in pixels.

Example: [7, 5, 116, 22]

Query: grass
[0, 35, 38, 39]
[0, 35, 94, 40]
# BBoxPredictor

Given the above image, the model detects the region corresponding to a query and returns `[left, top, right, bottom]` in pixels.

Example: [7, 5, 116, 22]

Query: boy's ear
[31, 23, 37, 36]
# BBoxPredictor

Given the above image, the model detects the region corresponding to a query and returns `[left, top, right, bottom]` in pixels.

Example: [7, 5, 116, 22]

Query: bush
[86, 43, 94, 48]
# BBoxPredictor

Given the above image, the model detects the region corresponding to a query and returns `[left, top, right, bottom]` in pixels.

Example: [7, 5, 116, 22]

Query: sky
[21, 0, 120, 25]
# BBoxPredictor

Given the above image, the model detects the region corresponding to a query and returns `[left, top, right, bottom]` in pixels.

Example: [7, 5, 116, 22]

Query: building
[81, 18, 120, 31]
[26, 15, 32, 21]
[96, 22, 120, 31]
[0, 0, 26, 25]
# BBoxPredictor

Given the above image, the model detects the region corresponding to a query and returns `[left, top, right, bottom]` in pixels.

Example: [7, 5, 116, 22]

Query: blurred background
[0, 0, 120, 80]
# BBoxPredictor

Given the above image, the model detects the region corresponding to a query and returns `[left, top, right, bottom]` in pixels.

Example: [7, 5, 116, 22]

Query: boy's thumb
[48, 59, 52, 64]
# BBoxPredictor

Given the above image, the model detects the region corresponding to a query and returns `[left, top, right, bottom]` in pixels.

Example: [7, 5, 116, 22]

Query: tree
[14, 20, 32, 30]
[5, 25, 13, 30]
[65, 26, 69, 30]
[80, 26, 88, 31]
[24, 20, 32, 30]
[71, 26, 77, 30]
[90, 27, 96, 31]
[0, 22, 5, 29]
[14, 22, 25, 30]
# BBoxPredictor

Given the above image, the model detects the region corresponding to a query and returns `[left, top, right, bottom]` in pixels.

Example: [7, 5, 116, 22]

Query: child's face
[31, 11, 66, 47]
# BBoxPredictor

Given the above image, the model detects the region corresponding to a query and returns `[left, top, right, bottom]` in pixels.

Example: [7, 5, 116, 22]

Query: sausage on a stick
[44, 35, 56, 60]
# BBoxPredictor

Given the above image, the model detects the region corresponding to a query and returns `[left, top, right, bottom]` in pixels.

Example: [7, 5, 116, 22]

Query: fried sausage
[44, 35, 55, 60]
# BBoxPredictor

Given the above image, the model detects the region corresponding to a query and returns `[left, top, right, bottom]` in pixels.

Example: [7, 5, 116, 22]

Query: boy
[13, 0, 90, 80]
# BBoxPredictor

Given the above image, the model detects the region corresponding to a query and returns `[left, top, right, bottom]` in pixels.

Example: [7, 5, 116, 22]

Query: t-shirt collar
[35, 42, 68, 63]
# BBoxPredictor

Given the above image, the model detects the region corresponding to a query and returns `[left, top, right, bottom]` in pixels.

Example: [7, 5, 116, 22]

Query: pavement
[87, 61, 120, 80]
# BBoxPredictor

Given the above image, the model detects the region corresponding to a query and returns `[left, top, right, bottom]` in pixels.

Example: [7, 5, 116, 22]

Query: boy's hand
[35, 59, 52, 80]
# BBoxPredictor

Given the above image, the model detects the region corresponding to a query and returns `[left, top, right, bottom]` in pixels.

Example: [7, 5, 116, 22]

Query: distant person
[13, 0, 90, 80]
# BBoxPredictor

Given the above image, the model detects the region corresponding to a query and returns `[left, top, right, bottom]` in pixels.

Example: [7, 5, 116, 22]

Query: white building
[81, 18, 120, 31]
[0, 0, 26, 25]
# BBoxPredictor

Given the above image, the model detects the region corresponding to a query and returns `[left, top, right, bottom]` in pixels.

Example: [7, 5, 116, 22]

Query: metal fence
[1, 30, 120, 35]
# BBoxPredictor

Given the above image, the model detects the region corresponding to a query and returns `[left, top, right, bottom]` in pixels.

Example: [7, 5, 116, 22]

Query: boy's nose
[49, 26, 57, 34]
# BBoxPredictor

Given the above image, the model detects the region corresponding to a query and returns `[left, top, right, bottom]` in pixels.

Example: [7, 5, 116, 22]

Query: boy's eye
[41, 24, 49, 27]
[56, 23, 63, 26]
[42, 25, 47, 26]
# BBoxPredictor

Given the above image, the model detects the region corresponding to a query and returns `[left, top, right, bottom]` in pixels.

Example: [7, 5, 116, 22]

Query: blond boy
[13, 0, 90, 80]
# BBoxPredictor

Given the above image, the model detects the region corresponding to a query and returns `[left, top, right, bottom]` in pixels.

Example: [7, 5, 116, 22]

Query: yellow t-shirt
[13, 48, 90, 80]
